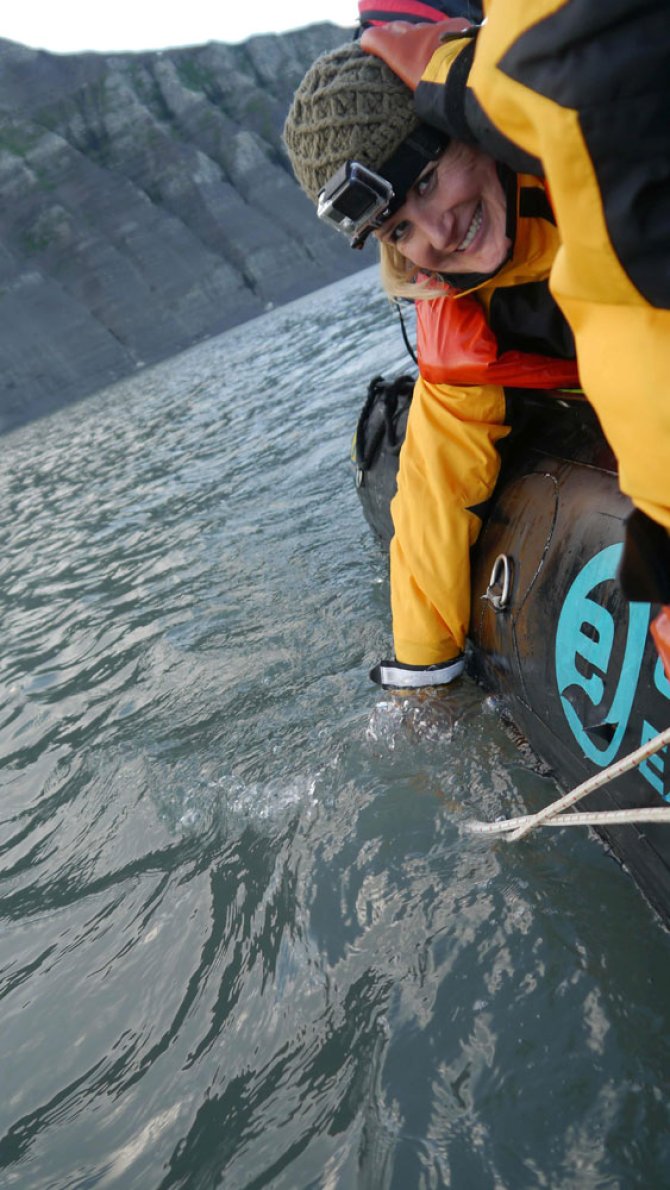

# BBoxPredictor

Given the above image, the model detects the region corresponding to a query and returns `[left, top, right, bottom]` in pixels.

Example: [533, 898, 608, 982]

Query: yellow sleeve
[390, 374, 510, 666]
[421, 37, 471, 87]
[471, 1, 670, 533]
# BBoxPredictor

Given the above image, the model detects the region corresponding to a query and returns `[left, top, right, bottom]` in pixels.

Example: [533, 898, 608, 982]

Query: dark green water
[1, 271, 669, 1188]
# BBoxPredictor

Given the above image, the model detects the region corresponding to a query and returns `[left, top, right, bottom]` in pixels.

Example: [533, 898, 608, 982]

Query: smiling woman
[375, 142, 510, 282]
[283, 35, 579, 691]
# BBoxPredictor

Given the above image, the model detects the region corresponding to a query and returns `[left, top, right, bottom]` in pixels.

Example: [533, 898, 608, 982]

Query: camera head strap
[317, 124, 449, 249]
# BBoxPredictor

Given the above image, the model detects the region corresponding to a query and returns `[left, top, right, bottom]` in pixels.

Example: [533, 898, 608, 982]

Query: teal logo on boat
[555, 543, 650, 766]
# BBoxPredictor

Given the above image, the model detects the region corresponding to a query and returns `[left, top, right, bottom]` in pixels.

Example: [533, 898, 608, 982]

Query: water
[1, 269, 669, 1189]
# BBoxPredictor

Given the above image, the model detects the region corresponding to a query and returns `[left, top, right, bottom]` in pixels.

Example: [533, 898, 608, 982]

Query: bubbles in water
[177, 772, 318, 836]
[226, 774, 318, 823]
[366, 690, 461, 752]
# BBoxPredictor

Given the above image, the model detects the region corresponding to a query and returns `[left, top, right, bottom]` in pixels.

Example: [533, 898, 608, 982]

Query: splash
[178, 773, 318, 836]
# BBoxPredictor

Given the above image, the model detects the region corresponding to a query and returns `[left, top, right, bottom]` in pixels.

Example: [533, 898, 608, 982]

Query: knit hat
[283, 41, 420, 205]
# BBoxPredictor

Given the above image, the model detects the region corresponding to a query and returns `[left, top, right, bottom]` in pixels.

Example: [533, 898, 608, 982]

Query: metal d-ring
[482, 553, 512, 612]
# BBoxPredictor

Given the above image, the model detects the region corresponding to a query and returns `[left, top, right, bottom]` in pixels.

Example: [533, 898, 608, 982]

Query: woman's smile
[456, 203, 483, 252]
[376, 142, 511, 279]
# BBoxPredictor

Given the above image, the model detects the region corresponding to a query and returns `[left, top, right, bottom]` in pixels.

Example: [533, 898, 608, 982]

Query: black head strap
[353, 123, 450, 246]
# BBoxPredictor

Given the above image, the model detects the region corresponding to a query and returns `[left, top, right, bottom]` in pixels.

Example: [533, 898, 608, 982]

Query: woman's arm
[388, 372, 510, 668]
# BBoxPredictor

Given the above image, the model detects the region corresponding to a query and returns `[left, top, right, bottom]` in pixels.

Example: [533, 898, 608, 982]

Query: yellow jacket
[411, 0, 670, 538]
[469, 0, 670, 537]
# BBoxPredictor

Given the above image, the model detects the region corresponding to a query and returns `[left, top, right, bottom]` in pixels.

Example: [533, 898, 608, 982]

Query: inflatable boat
[354, 376, 670, 928]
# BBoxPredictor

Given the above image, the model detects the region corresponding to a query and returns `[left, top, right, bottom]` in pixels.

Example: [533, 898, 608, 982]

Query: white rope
[463, 724, 670, 841]
[464, 806, 670, 836]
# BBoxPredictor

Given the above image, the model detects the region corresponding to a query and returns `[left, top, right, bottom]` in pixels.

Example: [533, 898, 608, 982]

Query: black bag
[352, 374, 414, 545]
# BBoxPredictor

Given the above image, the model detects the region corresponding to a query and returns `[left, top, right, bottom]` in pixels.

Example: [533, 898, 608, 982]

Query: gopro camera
[317, 161, 394, 248]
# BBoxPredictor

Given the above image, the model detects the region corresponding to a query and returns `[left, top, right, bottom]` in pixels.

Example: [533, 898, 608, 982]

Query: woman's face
[375, 142, 511, 277]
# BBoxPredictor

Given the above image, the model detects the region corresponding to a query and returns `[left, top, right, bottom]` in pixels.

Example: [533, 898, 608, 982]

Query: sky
[2, 1, 357, 55]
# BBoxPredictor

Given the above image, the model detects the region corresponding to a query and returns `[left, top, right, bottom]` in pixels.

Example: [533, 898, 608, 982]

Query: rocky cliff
[0, 24, 366, 430]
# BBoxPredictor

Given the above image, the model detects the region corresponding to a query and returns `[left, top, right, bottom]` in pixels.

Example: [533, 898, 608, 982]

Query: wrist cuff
[369, 655, 465, 689]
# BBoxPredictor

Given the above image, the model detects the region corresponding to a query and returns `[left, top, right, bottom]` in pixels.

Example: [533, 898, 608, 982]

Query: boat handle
[482, 553, 512, 612]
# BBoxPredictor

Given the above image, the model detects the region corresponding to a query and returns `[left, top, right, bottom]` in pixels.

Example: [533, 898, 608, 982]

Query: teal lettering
[555, 544, 650, 766]
[638, 719, 669, 801]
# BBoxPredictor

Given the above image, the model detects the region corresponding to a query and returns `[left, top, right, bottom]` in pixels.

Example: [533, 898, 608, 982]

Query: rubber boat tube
[354, 379, 670, 928]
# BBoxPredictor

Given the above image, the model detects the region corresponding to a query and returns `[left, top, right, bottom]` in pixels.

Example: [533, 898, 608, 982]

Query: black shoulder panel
[497, 0, 670, 307]
[519, 186, 555, 225]
[488, 282, 576, 360]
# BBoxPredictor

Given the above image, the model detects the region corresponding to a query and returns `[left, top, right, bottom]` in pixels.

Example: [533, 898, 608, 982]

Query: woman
[283, 39, 578, 689]
[360, 6, 670, 675]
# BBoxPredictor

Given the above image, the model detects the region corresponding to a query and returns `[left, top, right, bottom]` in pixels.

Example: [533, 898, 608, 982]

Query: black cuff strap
[414, 39, 476, 147]
[370, 655, 465, 689]
[441, 38, 476, 145]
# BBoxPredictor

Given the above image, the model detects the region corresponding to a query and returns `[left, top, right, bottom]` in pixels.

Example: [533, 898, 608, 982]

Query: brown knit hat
[283, 41, 420, 205]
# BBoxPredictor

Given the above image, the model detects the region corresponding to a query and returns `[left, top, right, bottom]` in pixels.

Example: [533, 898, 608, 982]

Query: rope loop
[463, 725, 670, 840]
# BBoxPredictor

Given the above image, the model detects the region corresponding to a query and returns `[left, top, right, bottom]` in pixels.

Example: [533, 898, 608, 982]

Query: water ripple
[1, 272, 669, 1188]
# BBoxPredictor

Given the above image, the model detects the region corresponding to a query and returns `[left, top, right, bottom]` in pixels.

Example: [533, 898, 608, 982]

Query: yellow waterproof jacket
[414, 0, 670, 537]
[391, 176, 572, 665]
